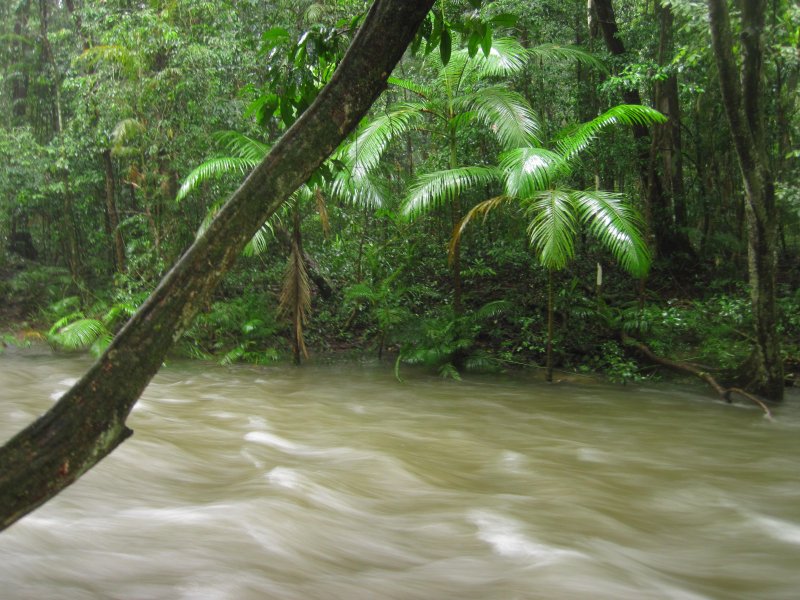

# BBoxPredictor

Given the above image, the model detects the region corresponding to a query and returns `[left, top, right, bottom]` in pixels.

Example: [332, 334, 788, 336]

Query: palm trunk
[0, 0, 435, 531]
[449, 128, 463, 315]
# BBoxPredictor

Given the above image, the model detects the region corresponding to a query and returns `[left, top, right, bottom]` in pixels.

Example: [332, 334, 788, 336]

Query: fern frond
[329, 168, 388, 209]
[242, 223, 274, 256]
[403, 166, 500, 218]
[50, 318, 108, 351]
[344, 283, 380, 304]
[76, 45, 139, 77]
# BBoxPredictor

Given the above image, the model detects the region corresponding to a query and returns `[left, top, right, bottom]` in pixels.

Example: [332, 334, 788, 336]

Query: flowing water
[1, 348, 799, 600]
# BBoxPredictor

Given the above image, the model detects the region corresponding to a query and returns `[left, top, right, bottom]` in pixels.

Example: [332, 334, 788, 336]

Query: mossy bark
[0, 0, 435, 531]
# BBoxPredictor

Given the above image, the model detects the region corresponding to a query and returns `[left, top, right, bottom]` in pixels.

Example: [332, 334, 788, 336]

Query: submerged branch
[621, 333, 773, 418]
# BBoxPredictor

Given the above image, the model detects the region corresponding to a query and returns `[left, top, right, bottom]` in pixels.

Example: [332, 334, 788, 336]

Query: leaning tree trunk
[707, 0, 783, 401]
[0, 0, 435, 531]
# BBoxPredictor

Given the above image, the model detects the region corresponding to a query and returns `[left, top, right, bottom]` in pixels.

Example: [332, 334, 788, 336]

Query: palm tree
[177, 130, 384, 363]
[454, 104, 665, 380]
[344, 37, 540, 314]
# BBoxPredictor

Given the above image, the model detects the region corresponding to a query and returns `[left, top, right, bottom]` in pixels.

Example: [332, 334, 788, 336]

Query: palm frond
[473, 299, 512, 320]
[459, 87, 541, 149]
[110, 118, 145, 154]
[478, 37, 528, 77]
[527, 43, 609, 74]
[176, 157, 259, 201]
[388, 76, 433, 99]
[329, 167, 389, 209]
[403, 166, 500, 218]
[344, 282, 380, 304]
[278, 242, 311, 359]
[76, 45, 139, 77]
[212, 130, 270, 163]
[450, 195, 511, 261]
[500, 147, 569, 197]
[242, 223, 274, 257]
[525, 190, 579, 271]
[557, 104, 667, 161]
[347, 103, 424, 175]
[315, 187, 330, 237]
[49, 318, 108, 351]
[90, 331, 114, 358]
[438, 51, 471, 97]
[571, 189, 651, 277]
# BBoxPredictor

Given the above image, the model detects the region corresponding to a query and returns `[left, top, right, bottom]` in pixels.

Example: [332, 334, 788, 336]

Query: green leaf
[262, 27, 290, 48]
[478, 37, 528, 76]
[440, 27, 452, 66]
[490, 13, 518, 28]
[468, 31, 481, 57]
[481, 26, 493, 57]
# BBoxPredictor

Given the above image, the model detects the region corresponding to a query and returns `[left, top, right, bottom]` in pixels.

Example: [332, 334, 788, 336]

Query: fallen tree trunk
[621, 333, 772, 418]
[0, 0, 435, 531]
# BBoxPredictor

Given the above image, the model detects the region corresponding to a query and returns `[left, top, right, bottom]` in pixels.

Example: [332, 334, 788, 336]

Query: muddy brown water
[1, 349, 799, 599]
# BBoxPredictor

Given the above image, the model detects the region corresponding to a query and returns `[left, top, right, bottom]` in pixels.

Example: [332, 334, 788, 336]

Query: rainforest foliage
[1, 0, 798, 398]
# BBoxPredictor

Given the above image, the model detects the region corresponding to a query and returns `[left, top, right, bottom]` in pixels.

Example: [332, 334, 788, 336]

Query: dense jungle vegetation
[1, 0, 798, 400]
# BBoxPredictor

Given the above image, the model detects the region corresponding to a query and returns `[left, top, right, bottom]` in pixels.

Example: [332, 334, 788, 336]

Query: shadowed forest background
[1, 0, 798, 395]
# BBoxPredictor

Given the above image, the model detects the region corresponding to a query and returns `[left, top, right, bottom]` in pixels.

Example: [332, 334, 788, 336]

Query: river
[1, 348, 799, 599]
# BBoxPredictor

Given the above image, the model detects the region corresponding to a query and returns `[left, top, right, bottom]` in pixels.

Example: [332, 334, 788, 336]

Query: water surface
[1, 349, 798, 599]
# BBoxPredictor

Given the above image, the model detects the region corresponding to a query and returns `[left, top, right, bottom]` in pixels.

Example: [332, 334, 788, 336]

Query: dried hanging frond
[278, 240, 311, 360]
[315, 187, 330, 237]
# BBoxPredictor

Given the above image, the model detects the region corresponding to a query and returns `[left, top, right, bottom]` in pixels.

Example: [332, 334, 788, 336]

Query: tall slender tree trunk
[591, 0, 681, 259]
[707, 0, 783, 401]
[11, 0, 31, 122]
[651, 0, 691, 257]
[0, 0, 436, 531]
[103, 150, 126, 274]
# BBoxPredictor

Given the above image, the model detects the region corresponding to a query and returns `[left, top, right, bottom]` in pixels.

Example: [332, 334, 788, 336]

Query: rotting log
[0, 0, 435, 531]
